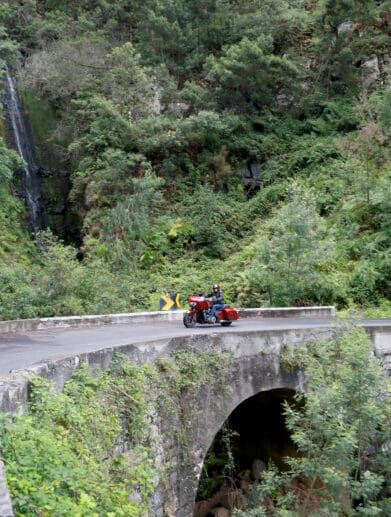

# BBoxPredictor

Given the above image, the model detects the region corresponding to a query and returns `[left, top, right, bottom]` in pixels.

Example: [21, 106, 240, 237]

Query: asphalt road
[0, 317, 390, 376]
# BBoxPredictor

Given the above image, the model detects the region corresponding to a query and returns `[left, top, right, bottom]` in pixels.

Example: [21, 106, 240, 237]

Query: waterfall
[2, 66, 44, 232]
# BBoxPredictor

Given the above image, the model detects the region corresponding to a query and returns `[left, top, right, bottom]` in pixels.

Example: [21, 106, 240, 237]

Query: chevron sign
[160, 293, 181, 311]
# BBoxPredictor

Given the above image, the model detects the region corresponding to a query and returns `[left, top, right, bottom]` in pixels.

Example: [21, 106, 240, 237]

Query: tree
[0, 24, 19, 61]
[205, 36, 298, 114]
[249, 182, 336, 306]
[309, 0, 384, 93]
[178, 184, 240, 258]
[20, 36, 109, 102]
[137, 0, 305, 81]
[235, 322, 390, 516]
[69, 94, 150, 214]
[104, 42, 157, 119]
[332, 92, 391, 304]
[101, 170, 164, 267]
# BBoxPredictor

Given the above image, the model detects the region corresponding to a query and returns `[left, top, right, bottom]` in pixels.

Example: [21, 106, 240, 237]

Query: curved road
[1, 317, 390, 376]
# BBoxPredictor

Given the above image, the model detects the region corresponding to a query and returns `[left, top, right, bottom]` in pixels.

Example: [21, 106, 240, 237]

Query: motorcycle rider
[207, 284, 225, 322]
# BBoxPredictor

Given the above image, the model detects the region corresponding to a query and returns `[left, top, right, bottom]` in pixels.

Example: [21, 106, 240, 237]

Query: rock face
[193, 487, 243, 517]
[361, 55, 381, 89]
[1, 67, 80, 242]
[242, 162, 261, 193]
[361, 51, 391, 90]
[251, 458, 266, 480]
[38, 165, 80, 243]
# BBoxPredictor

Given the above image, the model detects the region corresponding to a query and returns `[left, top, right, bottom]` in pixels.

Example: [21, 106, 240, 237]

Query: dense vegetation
[1, 360, 156, 516]
[0, 0, 390, 318]
[234, 324, 391, 516]
[0, 347, 231, 515]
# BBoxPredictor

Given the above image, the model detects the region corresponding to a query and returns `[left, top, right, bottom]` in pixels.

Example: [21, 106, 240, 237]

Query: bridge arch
[170, 333, 306, 517]
[193, 387, 298, 515]
[167, 325, 390, 516]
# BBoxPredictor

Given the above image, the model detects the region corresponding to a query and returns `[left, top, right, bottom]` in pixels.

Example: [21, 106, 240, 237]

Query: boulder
[210, 507, 230, 517]
[361, 55, 380, 89]
[251, 458, 266, 481]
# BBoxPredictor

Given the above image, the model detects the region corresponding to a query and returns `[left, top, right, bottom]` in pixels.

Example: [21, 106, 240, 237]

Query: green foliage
[363, 299, 391, 318]
[167, 345, 231, 394]
[1, 0, 391, 317]
[70, 94, 133, 159]
[0, 187, 35, 266]
[0, 230, 135, 320]
[137, 0, 306, 80]
[34, 231, 135, 316]
[104, 42, 157, 119]
[1, 348, 232, 515]
[197, 422, 239, 500]
[178, 184, 243, 258]
[309, 0, 386, 93]
[154, 345, 232, 465]
[333, 164, 391, 305]
[101, 171, 165, 266]
[0, 135, 23, 184]
[205, 36, 299, 114]
[236, 323, 390, 516]
[20, 88, 60, 161]
[0, 263, 39, 320]
[0, 360, 155, 516]
[0, 24, 19, 61]
[69, 94, 155, 219]
[247, 182, 340, 306]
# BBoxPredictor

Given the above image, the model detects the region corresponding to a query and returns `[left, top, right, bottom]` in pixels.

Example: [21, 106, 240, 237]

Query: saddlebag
[223, 306, 239, 320]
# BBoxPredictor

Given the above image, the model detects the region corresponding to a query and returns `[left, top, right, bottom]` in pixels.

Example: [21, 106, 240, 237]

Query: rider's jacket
[207, 289, 224, 305]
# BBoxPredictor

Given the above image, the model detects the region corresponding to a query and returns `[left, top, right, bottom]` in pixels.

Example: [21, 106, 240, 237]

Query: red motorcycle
[183, 293, 239, 328]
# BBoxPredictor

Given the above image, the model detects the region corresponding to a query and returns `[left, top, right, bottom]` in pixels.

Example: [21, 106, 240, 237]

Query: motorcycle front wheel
[183, 313, 197, 328]
[221, 321, 232, 326]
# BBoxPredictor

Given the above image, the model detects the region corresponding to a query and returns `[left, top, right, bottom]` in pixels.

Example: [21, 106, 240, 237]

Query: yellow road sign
[160, 295, 175, 311]
[160, 293, 181, 311]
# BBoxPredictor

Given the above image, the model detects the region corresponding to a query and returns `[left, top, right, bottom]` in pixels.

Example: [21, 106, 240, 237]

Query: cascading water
[2, 65, 45, 232]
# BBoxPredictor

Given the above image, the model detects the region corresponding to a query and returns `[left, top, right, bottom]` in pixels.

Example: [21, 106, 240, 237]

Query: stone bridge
[0, 316, 390, 516]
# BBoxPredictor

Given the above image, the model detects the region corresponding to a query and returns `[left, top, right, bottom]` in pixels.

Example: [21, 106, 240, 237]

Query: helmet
[213, 284, 220, 291]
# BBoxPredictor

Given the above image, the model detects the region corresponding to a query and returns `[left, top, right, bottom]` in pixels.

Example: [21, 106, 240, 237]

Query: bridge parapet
[0, 306, 335, 333]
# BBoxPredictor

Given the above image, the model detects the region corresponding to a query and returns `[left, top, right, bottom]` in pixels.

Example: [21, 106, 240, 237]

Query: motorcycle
[183, 293, 239, 328]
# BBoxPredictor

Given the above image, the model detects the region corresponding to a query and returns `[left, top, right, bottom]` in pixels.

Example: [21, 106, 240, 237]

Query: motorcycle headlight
[189, 302, 197, 307]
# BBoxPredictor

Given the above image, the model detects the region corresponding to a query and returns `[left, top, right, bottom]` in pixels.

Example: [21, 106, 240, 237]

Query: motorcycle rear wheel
[183, 313, 197, 328]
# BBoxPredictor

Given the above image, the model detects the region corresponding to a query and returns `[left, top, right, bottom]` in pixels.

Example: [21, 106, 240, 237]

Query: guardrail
[0, 306, 336, 334]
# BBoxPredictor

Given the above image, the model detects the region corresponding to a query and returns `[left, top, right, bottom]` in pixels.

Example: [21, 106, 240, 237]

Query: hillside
[0, 0, 390, 319]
